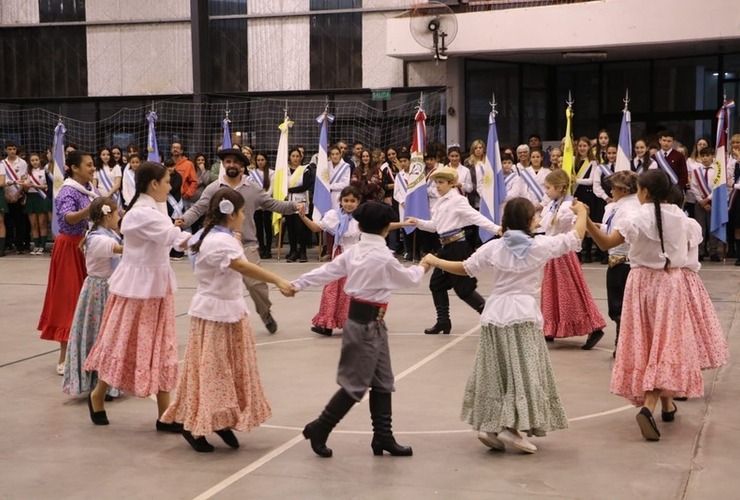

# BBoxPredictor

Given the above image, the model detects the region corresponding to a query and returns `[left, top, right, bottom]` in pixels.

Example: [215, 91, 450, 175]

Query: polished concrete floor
[0, 250, 738, 500]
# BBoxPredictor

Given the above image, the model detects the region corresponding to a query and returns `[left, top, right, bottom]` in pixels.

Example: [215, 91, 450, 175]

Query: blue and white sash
[86, 227, 122, 272]
[692, 167, 712, 199]
[98, 167, 121, 204]
[604, 208, 617, 233]
[519, 169, 544, 203]
[167, 194, 184, 218]
[504, 172, 517, 189]
[633, 159, 644, 175]
[249, 168, 264, 188]
[329, 161, 349, 185]
[395, 171, 408, 193]
[653, 152, 679, 185]
[598, 163, 614, 178]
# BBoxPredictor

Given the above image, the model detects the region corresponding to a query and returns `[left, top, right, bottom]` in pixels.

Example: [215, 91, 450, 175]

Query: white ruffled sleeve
[462, 244, 493, 278]
[613, 211, 639, 245]
[203, 236, 245, 271]
[686, 218, 703, 249]
[86, 235, 116, 260]
[318, 209, 339, 233]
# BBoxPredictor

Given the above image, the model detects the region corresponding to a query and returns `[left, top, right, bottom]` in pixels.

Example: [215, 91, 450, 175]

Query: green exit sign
[372, 89, 391, 101]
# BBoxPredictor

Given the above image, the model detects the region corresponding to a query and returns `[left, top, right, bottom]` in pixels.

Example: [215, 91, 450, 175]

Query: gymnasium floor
[1, 251, 738, 500]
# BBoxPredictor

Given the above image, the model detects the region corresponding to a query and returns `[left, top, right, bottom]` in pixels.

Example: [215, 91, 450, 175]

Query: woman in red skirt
[539, 169, 606, 349]
[38, 151, 98, 375]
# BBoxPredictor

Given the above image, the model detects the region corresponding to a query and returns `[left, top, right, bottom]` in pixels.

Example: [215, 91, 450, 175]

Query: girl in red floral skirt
[539, 169, 606, 349]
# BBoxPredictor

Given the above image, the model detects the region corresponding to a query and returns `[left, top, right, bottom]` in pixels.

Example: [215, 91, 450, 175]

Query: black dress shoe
[311, 326, 333, 336]
[584, 255, 594, 263]
[635, 407, 660, 441]
[710, 254, 721, 262]
[285, 252, 297, 262]
[661, 402, 678, 422]
[298, 252, 308, 262]
[262, 252, 272, 260]
[673, 396, 688, 401]
[183, 431, 214, 453]
[582, 330, 604, 350]
[264, 313, 278, 334]
[87, 394, 109, 425]
[156, 420, 184, 433]
[215, 429, 240, 449]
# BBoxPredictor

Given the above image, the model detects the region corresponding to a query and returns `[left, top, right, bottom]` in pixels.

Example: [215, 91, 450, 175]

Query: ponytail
[190, 214, 218, 254]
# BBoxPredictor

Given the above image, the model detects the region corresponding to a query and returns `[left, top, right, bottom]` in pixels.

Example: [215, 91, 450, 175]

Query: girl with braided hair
[161, 188, 295, 453]
[586, 170, 707, 442]
[63, 196, 123, 396]
[84, 162, 192, 430]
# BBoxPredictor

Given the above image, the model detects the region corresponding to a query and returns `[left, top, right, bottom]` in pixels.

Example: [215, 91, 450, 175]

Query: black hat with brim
[217, 148, 249, 166]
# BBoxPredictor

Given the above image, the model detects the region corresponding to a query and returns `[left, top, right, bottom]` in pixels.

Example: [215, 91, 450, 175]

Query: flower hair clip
[219, 198, 234, 215]
[101, 205, 112, 215]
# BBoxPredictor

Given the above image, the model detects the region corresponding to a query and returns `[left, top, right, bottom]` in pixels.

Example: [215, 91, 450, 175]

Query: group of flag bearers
[36, 93, 732, 456]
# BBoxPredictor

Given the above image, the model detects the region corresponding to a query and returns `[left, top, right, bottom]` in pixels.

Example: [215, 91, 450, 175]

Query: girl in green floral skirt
[422, 197, 588, 454]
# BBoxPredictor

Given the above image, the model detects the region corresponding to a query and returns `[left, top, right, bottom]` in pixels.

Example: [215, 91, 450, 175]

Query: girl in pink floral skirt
[586, 170, 717, 442]
[161, 188, 295, 453]
[84, 162, 191, 430]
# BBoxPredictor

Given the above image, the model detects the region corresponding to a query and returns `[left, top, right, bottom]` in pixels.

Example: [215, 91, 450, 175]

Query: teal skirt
[461, 321, 569, 437]
[25, 192, 52, 214]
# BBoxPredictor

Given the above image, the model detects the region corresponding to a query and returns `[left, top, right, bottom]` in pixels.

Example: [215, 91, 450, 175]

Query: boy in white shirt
[293, 201, 431, 458]
[689, 147, 720, 261]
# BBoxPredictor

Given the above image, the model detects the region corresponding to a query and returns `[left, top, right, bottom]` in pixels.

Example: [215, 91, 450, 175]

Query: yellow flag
[272, 117, 293, 235]
[562, 107, 575, 192]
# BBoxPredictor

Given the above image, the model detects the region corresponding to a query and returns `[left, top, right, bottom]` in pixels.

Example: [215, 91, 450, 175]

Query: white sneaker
[56, 363, 65, 376]
[497, 429, 537, 454]
[477, 431, 505, 451]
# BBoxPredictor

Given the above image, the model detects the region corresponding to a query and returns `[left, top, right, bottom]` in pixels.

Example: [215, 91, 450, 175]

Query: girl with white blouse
[161, 188, 294, 453]
[539, 169, 606, 349]
[586, 170, 711, 441]
[63, 196, 123, 396]
[423, 198, 589, 454]
[84, 162, 191, 429]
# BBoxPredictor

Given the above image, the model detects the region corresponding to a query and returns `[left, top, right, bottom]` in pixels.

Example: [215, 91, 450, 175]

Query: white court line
[192, 323, 481, 500]
[191, 323, 635, 499]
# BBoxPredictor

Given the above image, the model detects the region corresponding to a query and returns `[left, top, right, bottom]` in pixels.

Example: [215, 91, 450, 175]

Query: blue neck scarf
[333, 209, 354, 253]
[502, 230, 534, 259]
[188, 225, 235, 267]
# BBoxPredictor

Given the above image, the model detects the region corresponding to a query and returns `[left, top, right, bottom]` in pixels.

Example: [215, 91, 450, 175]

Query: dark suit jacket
[660, 149, 689, 188]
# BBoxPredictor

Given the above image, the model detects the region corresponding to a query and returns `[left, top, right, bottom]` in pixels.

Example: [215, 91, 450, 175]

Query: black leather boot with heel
[302, 389, 356, 457]
[369, 390, 412, 456]
[424, 290, 451, 334]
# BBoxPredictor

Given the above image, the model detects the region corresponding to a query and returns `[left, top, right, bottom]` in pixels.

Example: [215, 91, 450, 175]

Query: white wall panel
[247, 17, 310, 91]
[362, 13, 404, 89]
[87, 24, 193, 96]
[0, 0, 39, 24]
[86, 0, 189, 22]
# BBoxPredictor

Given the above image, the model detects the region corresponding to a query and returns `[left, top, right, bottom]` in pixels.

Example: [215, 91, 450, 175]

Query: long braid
[653, 199, 670, 270]
[190, 214, 219, 254]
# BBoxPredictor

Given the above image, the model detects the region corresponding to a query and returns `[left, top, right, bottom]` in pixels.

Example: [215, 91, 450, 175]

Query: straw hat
[429, 166, 458, 184]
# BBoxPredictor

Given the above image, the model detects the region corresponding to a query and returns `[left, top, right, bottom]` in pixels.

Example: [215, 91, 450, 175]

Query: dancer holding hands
[421, 197, 589, 454]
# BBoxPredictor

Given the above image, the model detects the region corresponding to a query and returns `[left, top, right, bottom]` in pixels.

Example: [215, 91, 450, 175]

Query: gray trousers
[242, 244, 272, 324]
[337, 319, 395, 401]
[693, 204, 719, 256]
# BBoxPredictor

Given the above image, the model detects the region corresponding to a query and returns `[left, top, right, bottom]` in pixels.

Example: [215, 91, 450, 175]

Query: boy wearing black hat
[292, 201, 431, 459]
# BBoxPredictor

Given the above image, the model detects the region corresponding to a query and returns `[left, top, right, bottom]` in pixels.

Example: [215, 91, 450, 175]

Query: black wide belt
[348, 299, 387, 325]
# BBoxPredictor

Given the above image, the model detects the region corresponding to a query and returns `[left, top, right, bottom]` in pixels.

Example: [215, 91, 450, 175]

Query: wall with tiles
[0, 0, 39, 24]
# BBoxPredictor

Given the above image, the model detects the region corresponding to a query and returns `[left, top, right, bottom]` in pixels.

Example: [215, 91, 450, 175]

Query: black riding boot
[460, 290, 485, 314]
[302, 389, 356, 457]
[369, 390, 412, 456]
[424, 290, 451, 334]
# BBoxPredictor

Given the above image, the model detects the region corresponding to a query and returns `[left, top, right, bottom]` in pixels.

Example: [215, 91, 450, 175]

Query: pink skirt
[160, 316, 271, 436]
[312, 246, 350, 329]
[84, 292, 179, 397]
[611, 267, 704, 406]
[541, 251, 606, 338]
[38, 233, 87, 342]
[681, 269, 729, 370]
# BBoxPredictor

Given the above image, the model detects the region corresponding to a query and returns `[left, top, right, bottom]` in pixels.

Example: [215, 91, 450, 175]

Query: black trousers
[6, 201, 30, 251]
[606, 262, 631, 322]
[254, 209, 273, 252]
[429, 239, 477, 297]
[284, 213, 308, 254]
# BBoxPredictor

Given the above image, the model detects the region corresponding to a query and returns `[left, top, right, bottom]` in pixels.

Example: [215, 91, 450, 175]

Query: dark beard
[226, 168, 240, 178]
